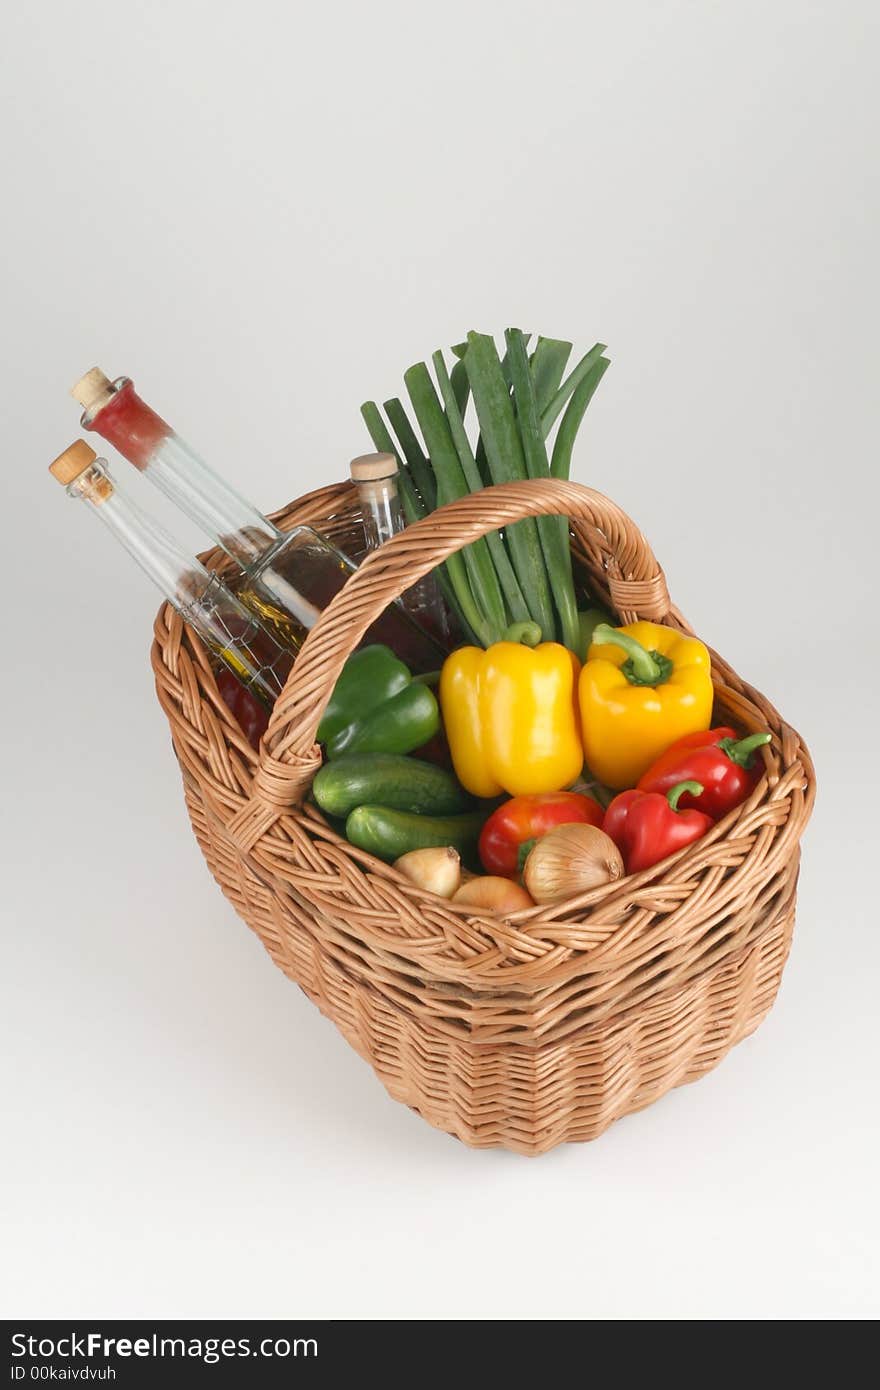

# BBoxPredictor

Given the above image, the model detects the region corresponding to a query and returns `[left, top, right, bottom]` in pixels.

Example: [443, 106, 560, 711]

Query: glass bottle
[349, 451, 449, 644]
[49, 441, 293, 713]
[71, 370, 447, 672]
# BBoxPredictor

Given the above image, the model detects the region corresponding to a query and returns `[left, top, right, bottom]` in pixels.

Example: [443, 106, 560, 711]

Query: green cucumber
[327, 683, 440, 759]
[345, 806, 486, 864]
[313, 754, 471, 819]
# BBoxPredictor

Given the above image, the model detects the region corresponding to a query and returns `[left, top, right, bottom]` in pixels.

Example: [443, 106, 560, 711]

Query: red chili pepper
[637, 726, 771, 821]
[604, 781, 713, 874]
[478, 792, 604, 878]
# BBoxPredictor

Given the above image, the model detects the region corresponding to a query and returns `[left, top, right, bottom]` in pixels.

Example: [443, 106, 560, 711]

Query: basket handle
[227, 478, 670, 851]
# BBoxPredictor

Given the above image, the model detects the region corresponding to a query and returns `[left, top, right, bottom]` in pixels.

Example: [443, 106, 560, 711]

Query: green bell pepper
[326, 683, 440, 759]
[318, 643, 441, 759]
[317, 645, 411, 745]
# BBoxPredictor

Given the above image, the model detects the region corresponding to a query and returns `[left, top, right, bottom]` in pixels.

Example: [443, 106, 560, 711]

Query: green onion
[432, 349, 531, 626]
[395, 466, 426, 524]
[383, 398, 436, 511]
[362, 329, 609, 651]
[463, 331, 556, 641]
[541, 341, 607, 436]
[361, 400, 425, 516]
[550, 356, 611, 479]
[404, 362, 508, 644]
[361, 400, 423, 524]
[449, 356, 470, 417]
[530, 336, 572, 412]
[360, 400, 403, 469]
[500, 333, 529, 387]
[505, 329, 580, 652]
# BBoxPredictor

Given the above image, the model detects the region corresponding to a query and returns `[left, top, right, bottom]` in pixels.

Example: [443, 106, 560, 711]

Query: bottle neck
[69, 458, 215, 606]
[82, 378, 282, 567]
[67, 459, 288, 707]
[356, 475, 404, 549]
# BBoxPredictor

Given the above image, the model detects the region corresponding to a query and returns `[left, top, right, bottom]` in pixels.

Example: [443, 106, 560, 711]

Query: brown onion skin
[452, 876, 534, 912]
[523, 824, 624, 904]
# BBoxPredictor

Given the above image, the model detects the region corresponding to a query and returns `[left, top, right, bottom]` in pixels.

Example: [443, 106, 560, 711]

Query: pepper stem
[517, 838, 538, 873]
[718, 731, 771, 768]
[591, 623, 671, 686]
[503, 621, 542, 647]
[667, 780, 703, 813]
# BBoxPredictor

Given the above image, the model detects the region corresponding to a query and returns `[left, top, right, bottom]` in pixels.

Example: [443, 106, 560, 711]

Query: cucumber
[345, 806, 487, 864]
[313, 754, 471, 819]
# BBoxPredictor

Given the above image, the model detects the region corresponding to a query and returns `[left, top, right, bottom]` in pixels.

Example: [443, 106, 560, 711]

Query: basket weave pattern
[152, 480, 814, 1154]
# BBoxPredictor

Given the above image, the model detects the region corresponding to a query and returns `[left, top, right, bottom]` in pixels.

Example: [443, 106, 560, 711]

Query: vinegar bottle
[349, 451, 449, 644]
[71, 370, 447, 671]
[49, 442, 293, 716]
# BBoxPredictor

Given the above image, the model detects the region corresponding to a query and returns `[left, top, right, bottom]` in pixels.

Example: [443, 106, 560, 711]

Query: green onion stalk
[361, 329, 610, 653]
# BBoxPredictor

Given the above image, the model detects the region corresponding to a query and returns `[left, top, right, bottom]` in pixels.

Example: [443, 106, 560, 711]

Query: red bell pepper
[637, 726, 771, 821]
[478, 792, 604, 878]
[216, 668, 270, 751]
[604, 780, 713, 874]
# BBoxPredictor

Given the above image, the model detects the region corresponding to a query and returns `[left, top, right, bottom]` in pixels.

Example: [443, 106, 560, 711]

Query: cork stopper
[350, 451, 398, 482]
[70, 367, 116, 416]
[49, 440, 98, 485]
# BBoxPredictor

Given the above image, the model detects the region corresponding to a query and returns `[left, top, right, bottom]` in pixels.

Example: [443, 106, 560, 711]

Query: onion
[523, 823, 624, 904]
[452, 876, 534, 912]
[394, 846, 461, 898]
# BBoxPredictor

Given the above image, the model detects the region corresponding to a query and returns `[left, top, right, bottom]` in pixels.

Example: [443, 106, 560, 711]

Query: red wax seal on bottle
[71, 368, 170, 470]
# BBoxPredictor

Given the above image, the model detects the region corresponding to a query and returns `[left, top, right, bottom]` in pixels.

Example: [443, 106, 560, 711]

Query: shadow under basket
[151, 478, 815, 1156]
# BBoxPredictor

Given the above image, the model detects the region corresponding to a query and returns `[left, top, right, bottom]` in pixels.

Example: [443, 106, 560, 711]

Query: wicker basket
[151, 479, 814, 1155]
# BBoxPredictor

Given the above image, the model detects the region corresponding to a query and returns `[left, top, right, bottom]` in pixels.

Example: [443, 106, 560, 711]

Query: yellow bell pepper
[579, 622, 713, 790]
[439, 641, 583, 798]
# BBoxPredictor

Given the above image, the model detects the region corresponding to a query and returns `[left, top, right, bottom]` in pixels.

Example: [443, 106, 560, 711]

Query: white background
[2, 1, 877, 1320]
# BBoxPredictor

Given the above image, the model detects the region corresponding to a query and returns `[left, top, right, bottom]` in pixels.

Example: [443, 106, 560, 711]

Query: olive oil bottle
[49, 442, 292, 713]
[72, 370, 447, 670]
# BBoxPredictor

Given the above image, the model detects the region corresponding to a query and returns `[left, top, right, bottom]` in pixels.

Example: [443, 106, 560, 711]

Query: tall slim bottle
[71, 370, 446, 671]
[349, 451, 449, 643]
[49, 441, 293, 718]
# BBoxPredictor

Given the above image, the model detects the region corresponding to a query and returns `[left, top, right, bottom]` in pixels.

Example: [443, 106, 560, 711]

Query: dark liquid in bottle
[232, 530, 449, 673]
